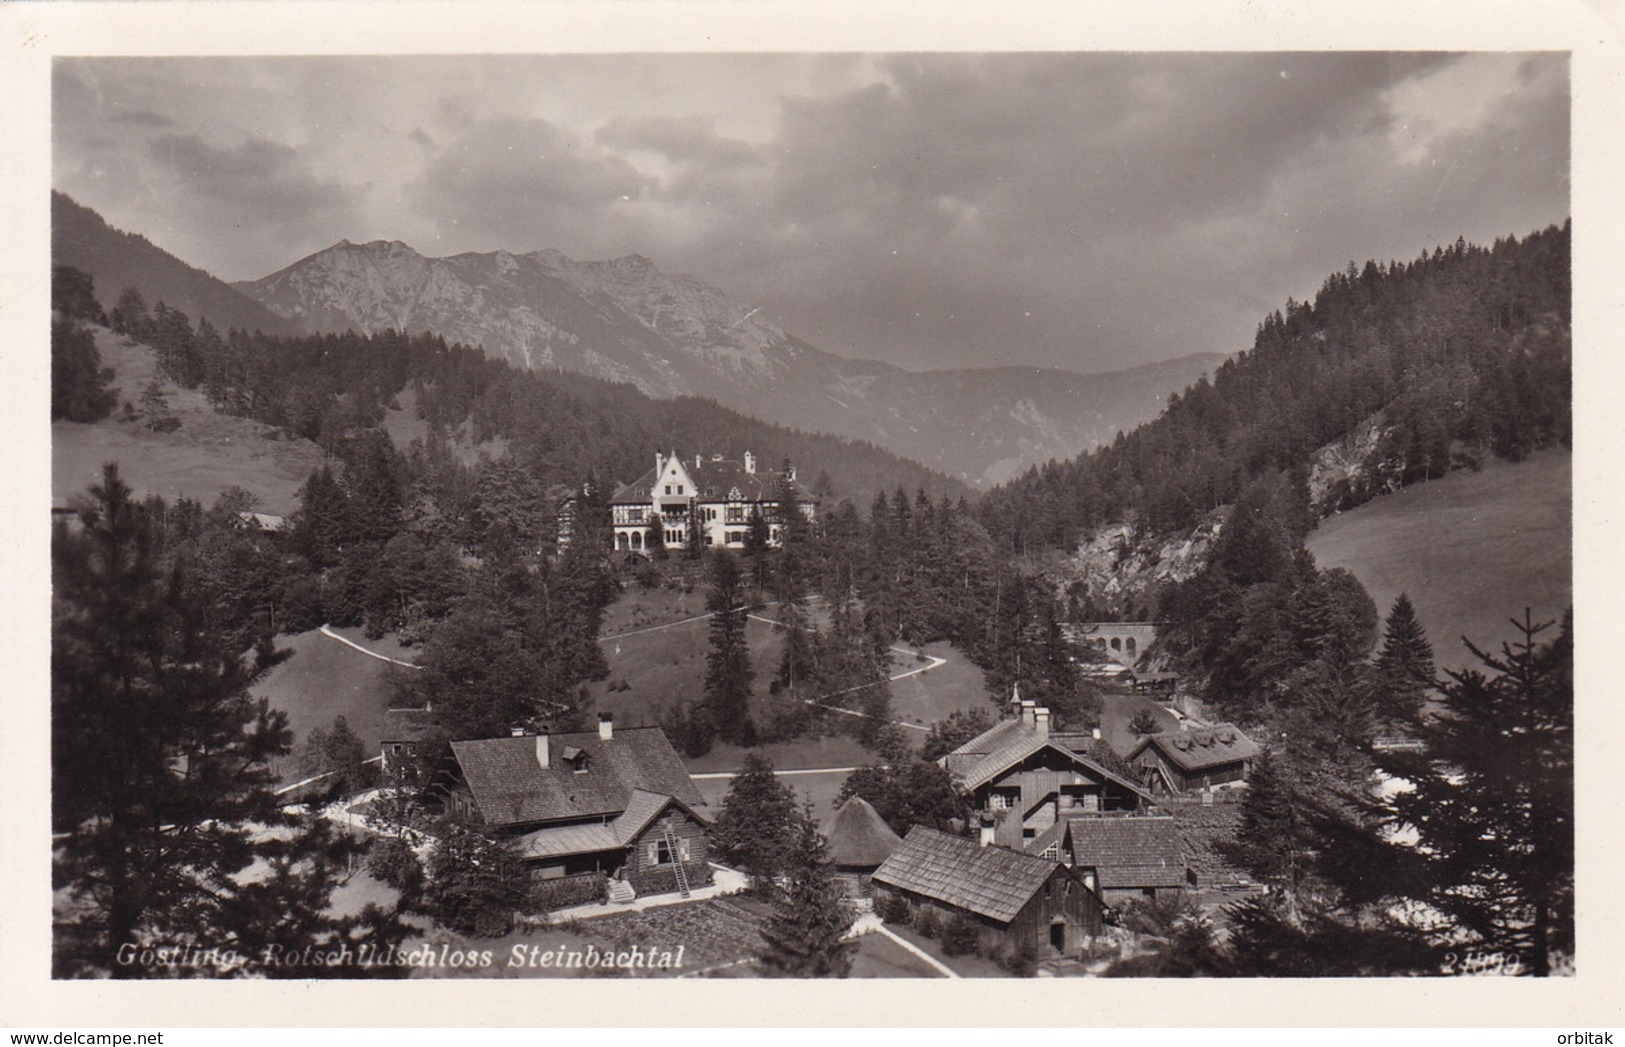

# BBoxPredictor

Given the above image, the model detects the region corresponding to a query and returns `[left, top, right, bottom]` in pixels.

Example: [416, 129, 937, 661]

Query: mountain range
[53, 192, 1224, 487]
[235, 239, 1223, 487]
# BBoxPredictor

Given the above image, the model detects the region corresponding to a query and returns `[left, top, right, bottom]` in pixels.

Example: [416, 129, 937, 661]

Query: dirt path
[319, 624, 421, 669]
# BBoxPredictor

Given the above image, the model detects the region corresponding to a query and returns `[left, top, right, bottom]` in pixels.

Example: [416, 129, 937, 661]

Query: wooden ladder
[663, 825, 691, 898]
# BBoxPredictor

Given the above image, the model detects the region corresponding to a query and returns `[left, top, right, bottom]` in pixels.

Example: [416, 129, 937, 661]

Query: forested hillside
[52, 192, 300, 337]
[980, 223, 1571, 553]
[77, 291, 970, 509]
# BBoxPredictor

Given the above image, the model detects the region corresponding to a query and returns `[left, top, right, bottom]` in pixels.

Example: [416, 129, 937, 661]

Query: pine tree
[1382, 610, 1573, 976]
[1374, 592, 1436, 728]
[703, 550, 757, 745]
[758, 806, 855, 978]
[52, 465, 396, 977]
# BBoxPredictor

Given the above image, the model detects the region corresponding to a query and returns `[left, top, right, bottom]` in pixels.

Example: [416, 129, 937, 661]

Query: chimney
[534, 733, 550, 770]
[655, 451, 664, 476]
[744, 451, 755, 474]
[510, 726, 525, 737]
[695, 454, 702, 470]
[1091, 727, 1102, 741]
[598, 712, 614, 741]
[1021, 700, 1036, 728]
[979, 814, 996, 848]
[1034, 707, 1050, 740]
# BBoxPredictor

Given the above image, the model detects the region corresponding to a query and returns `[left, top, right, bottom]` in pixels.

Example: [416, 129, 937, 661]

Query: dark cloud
[410, 116, 651, 247]
[110, 108, 173, 128]
[596, 114, 761, 171]
[148, 134, 351, 215]
[51, 53, 1569, 373]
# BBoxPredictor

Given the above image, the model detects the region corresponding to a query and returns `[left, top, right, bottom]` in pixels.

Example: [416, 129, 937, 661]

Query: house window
[989, 790, 1016, 811]
[647, 837, 691, 865]
[677, 485, 684, 495]
[665, 485, 672, 495]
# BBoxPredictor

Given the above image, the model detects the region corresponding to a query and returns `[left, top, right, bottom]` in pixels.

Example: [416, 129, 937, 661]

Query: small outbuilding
[824, 796, 904, 896]
[1128, 724, 1261, 794]
[872, 826, 1104, 958]
[1028, 815, 1189, 906]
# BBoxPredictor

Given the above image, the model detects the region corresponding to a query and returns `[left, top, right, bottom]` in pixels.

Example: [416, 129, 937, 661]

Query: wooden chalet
[443, 715, 712, 900]
[824, 795, 904, 897]
[1027, 814, 1189, 905]
[939, 691, 1157, 849]
[1127, 724, 1261, 794]
[872, 826, 1104, 957]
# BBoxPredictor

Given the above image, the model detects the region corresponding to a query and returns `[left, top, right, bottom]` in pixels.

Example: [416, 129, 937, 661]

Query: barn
[872, 827, 1104, 958]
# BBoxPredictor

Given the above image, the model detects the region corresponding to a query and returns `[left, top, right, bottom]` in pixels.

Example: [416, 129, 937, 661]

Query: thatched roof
[825, 796, 904, 869]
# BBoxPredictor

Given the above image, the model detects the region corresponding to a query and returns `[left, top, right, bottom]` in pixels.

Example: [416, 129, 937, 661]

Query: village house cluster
[376, 449, 1262, 966]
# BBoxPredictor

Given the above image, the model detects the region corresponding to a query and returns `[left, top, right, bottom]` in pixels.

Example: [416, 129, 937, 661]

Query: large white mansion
[609, 451, 814, 555]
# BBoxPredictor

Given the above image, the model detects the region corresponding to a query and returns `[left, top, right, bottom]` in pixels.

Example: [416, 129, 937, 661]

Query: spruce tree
[703, 550, 757, 745]
[1382, 610, 1573, 976]
[758, 806, 855, 978]
[1374, 592, 1436, 728]
[710, 753, 800, 887]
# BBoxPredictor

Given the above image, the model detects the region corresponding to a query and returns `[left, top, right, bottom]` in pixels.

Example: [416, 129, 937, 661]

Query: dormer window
[562, 745, 589, 773]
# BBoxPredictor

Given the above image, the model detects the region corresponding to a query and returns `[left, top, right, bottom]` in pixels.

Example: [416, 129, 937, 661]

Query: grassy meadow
[1306, 449, 1571, 669]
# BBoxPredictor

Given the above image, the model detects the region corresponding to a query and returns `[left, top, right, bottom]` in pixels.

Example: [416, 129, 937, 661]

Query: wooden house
[939, 693, 1156, 849]
[824, 795, 904, 897]
[872, 826, 1104, 958]
[443, 716, 712, 899]
[1127, 724, 1260, 794]
[1027, 815, 1189, 905]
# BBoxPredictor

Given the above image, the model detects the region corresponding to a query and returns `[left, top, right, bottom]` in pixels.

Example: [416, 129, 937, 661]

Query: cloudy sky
[53, 52, 1568, 373]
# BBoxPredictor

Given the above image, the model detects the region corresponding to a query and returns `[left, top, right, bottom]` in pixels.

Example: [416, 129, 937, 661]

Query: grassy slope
[251, 626, 418, 780]
[52, 326, 325, 515]
[1305, 449, 1571, 670]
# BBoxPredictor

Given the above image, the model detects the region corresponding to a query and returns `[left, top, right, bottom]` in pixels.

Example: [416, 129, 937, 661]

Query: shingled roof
[609, 456, 790, 506]
[873, 826, 1066, 924]
[941, 717, 1153, 801]
[515, 789, 710, 860]
[826, 796, 904, 869]
[1061, 816, 1187, 890]
[1128, 724, 1261, 772]
[450, 727, 703, 829]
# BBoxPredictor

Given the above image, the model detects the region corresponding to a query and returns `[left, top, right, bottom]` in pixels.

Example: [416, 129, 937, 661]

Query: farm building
[939, 692, 1157, 849]
[825, 795, 904, 897]
[441, 716, 712, 900]
[1027, 815, 1189, 905]
[872, 826, 1104, 958]
[1127, 724, 1261, 794]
